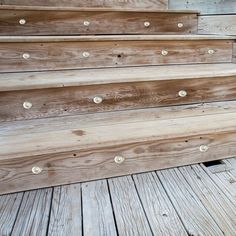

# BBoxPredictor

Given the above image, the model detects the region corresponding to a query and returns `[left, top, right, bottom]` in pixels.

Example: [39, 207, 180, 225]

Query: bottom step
[1, 101, 236, 194]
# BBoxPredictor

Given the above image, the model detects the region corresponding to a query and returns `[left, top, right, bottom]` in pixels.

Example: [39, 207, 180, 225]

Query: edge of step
[1, 63, 236, 92]
[0, 5, 199, 13]
[0, 35, 235, 42]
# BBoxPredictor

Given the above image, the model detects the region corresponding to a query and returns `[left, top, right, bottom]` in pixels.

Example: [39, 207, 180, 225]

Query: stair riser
[0, 10, 197, 35]
[1, 76, 236, 121]
[0, 40, 233, 72]
[0, 0, 168, 9]
[0, 131, 235, 194]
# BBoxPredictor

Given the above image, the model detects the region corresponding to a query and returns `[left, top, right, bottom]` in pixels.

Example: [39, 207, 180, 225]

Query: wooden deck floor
[1, 158, 236, 236]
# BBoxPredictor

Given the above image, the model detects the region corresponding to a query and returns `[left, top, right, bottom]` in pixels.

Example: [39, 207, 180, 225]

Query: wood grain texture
[0, 39, 233, 72]
[2, 112, 236, 194]
[1, 63, 236, 92]
[48, 184, 82, 236]
[169, 0, 236, 14]
[179, 165, 236, 235]
[0, 192, 23, 236]
[108, 176, 152, 235]
[11, 188, 52, 236]
[133, 172, 187, 235]
[233, 43, 236, 63]
[157, 168, 224, 235]
[199, 15, 236, 36]
[82, 180, 117, 236]
[0, 0, 168, 9]
[0, 10, 197, 35]
[2, 74, 236, 121]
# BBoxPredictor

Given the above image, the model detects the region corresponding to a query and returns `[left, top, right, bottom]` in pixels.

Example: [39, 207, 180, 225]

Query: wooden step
[0, 7, 198, 35]
[0, 35, 234, 73]
[1, 63, 236, 122]
[1, 101, 236, 194]
[0, 0, 168, 10]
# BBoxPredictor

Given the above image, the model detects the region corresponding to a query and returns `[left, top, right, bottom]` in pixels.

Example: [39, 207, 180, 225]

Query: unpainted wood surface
[133, 172, 187, 235]
[169, 0, 236, 14]
[157, 168, 224, 235]
[82, 180, 117, 236]
[0, 10, 197, 35]
[2, 111, 236, 193]
[199, 15, 236, 35]
[0, 0, 168, 9]
[48, 184, 82, 236]
[108, 176, 152, 235]
[179, 165, 236, 235]
[1, 63, 236, 92]
[11, 188, 52, 236]
[2, 74, 236, 121]
[0, 39, 233, 72]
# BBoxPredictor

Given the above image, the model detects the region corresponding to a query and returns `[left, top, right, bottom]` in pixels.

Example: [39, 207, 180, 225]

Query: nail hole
[117, 54, 122, 58]
[73, 153, 77, 157]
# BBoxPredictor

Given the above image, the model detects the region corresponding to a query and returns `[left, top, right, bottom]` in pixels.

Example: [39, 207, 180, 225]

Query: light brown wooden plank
[1, 63, 236, 92]
[47, 184, 82, 236]
[0, 39, 233, 72]
[233, 43, 236, 63]
[157, 168, 224, 235]
[133, 172, 188, 235]
[179, 165, 236, 235]
[11, 188, 52, 236]
[199, 15, 236, 35]
[2, 73, 236, 121]
[0, 192, 23, 236]
[82, 180, 117, 236]
[108, 176, 152, 235]
[0, 0, 168, 9]
[169, 0, 236, 14]
[0, 10, 197, 35]
[2, 111, 236, 194]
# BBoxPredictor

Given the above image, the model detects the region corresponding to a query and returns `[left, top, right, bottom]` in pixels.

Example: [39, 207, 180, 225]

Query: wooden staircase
[0, 1, 236, 194]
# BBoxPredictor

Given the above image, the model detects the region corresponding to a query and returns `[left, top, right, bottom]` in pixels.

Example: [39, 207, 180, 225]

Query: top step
[0, 6, 198, 35]
[0, 0, 168, 10]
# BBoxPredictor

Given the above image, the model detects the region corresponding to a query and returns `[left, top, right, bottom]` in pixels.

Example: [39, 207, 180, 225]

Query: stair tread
[1, 63, 236, 92]
[0, 5, 199, 13]
[1, 101, 236, 160]
[1, 34, 235, 42]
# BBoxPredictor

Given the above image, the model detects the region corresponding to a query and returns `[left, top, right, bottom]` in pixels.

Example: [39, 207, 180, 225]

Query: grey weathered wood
[199, 15, 236, 35]
[11, 188, 52, 236]
[108, 176, 152, 235]
[82, 180, 117, 236]
[179, 165, 236, 235]
[169, 0, 236, 14]
[133, 172, 187, 235]
[157, 168, 224, 235]
[0, 192, 23, 236]
[48, 184, 82, 236]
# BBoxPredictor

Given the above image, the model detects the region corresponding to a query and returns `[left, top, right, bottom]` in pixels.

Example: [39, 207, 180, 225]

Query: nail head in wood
[161, 50, 168, 56]
[200, 145, 209, 153]
[208, 49, 215, 55]
[19, 19, 26, 25]
[93, 96, 103, 104]
[83, 21, 90, 26]
[22, 53, 30, 59]
[82, 52, 90, 58]
[177, 23, 184, 28]
[144, 21, 150, 27]
[178, 90, 187, 97]
[114, 155, 125, 164]
[23, 101, 32, 109]
[32, 166, 42, 174]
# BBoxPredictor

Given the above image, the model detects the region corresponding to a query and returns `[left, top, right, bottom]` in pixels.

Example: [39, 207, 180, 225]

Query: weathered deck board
[157, 168, 224, 235]
[108, 176, 153, 235]
[82, 180, 117, 236]
[47, 184, 82, 236]
[133, 172, 187, 235]
[11, 188, 52, 236]
[0, 192, 23, 236]
[179, 165, 236, 235]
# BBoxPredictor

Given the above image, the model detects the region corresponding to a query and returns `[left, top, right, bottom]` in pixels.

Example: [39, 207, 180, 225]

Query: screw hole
[73, 153, 77, 157]
[117, 54, 122, 58]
